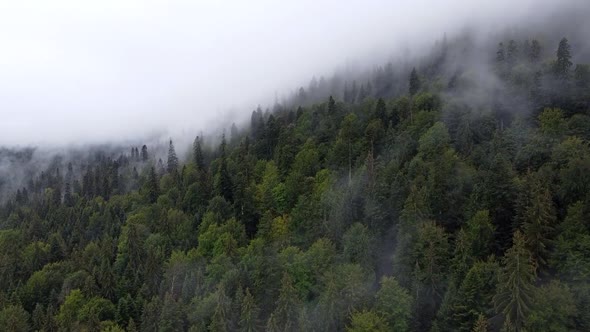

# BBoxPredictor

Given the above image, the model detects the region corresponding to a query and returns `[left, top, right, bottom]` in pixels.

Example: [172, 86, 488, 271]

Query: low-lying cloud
[0, 0, 587, 146]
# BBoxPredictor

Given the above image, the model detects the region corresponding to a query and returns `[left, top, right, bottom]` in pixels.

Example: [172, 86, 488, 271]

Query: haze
[0, 0, 584, 146]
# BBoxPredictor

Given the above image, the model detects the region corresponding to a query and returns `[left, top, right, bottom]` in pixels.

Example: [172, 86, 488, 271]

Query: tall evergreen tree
[494, 231, 536, 332]
[239, 288, 261, 332]
[555, 37, 572, 79]
[506, 40, 518, 66]
[529, 39, 541, 63]
[520, 177, 555, 267]
[147, 166, 160, 204]
[167, 139, 179, 174]
[193, 136, 205, 171]
[209, 288, 232, 332]
[63, 181, 73, 207]
[270, 273, 301, 332]
[141, 145, 148, 162]
[471, 314, 488, 332]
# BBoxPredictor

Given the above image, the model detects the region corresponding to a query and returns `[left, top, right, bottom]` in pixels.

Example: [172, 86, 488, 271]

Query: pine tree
[409, 67, 421, 95]
[506, 40, 518, 66]
[493, 231, 536, 331]
[375, 97, 387, 123]
[521, 177, 555, 267]
[147, 166, 160, 204]
[141, 145, 148, 161]
[63, 181, 73, 207]
[31, 304, 45, 331]
[529, 39, 541, 63]
[167, 139, 179, 174]
[270, 273, 301, 332]
[239, 288, 261, 332]
[193, 135, 205, 171]
[472, 314, 488, 332]
[209, 288, 231, 332]
[265, 313, 280, 332]
[328, 96, 337, 115]
[555, 37, 572, 79]
[375, 277, 413, 331]
[128, 318, 138, 332]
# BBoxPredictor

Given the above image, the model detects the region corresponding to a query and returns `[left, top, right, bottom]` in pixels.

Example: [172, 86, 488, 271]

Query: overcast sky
[0, 0, 585, 146]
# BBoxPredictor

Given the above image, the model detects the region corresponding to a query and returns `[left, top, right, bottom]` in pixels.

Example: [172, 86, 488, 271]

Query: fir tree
[472, 314, 488, 332]
[193, 135, 205, 171]
[141, 145, 148, 161]
[506, 40, 518, 66]
[147, 166, 160, 204]
[494, 231, 536, 331]
[239, 288, 261, 332]
[555, 37, 572, 79]
[167, 139, 179, 174]
[521, 177, 555, 267]
[529, 39, 541, 63]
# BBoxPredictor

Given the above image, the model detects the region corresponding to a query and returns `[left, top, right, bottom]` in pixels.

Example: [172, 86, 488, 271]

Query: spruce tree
[167, 139, 179, 174]
[493, 231, 536, 331]
[193, 135, 205, 171]
[141, 145, 148, 161]
[270, 273, 301, 332]
[529, 39, 541, 63]
[555, 37, 572, 79]
[239, 288, 261, 332]
[147, 166, 160, 204]
[471, 314, 488, 332]
[63, 181, 73, 207]
[506, 40, 518, 66]
[521, 178, 555, 267]
[209, 288, 231, 332]
[328, 96, 337, 115]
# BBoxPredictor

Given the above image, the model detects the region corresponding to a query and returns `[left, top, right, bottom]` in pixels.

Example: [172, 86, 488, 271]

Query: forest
[0, 33, 589, 332]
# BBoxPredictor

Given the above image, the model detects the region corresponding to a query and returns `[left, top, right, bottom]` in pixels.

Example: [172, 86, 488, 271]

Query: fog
[0, 0, 587, 146]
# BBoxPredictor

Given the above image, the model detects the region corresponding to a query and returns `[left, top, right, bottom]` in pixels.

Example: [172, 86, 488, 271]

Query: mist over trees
[0, 17, 590, 332]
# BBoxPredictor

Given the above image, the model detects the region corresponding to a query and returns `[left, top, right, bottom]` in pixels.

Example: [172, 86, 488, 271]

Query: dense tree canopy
[0, 36, 588, 331]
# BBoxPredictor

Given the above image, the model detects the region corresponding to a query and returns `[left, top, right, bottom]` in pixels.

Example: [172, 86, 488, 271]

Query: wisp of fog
[0, 0, 587, 146]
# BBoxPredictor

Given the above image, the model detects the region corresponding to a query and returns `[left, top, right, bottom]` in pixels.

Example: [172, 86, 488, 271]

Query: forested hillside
[0, 34, 589, 332]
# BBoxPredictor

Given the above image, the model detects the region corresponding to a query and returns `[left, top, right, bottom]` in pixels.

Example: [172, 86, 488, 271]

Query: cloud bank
[0, 0, 587, 146]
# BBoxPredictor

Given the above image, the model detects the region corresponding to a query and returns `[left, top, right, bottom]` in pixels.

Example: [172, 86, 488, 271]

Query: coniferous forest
[1, 32, 590, 332]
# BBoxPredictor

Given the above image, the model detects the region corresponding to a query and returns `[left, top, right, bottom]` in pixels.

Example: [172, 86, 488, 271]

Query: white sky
[0, 0, 584, 146]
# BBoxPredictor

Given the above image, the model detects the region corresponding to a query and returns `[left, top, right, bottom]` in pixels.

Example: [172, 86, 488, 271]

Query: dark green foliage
[193, 136, 205, 171]
[167, 139, 179, 174]
[146, 166, 160, 204]
[215, 134, 233, 203]
[0, 304, 30, 332]
[239, 288, 261, 332]
[141, 144, 149, 161]
[494, 231, 536, 331]
[374, 277, 413, 331]
[0, 33, 587, 332]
